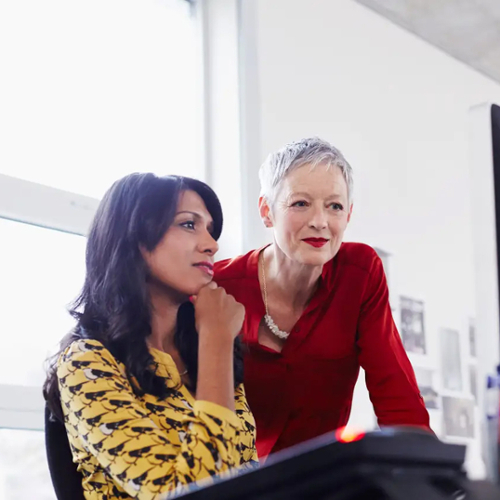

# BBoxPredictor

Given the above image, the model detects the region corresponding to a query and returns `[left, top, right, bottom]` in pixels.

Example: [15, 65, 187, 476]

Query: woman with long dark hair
[44, 173, 257, 499]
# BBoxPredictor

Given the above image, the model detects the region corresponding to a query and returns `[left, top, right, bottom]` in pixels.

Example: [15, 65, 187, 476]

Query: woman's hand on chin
[192, 282, 245, 344]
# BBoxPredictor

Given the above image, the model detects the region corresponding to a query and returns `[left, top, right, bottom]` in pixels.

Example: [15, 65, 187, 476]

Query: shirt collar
[148, 347, 183, 388]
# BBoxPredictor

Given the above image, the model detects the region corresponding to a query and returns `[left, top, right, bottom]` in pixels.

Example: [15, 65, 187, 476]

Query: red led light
[335, 426, 365, 443]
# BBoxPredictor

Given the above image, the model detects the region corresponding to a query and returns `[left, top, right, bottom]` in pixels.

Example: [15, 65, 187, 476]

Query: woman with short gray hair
[214, 137, 430, 460]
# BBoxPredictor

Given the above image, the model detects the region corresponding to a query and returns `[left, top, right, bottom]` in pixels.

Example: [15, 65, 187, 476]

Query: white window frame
[0, 174, 99, 236]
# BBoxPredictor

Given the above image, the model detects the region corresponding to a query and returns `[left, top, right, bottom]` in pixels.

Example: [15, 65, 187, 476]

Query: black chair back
[44, 405, 86, 500]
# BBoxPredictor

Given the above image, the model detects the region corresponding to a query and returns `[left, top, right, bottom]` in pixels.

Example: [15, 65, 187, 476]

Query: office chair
[44, 405, 85, 500]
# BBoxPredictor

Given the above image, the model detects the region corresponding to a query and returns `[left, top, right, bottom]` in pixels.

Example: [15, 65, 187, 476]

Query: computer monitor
[469, 102, 500, 482]
[177, 428, 500, 500]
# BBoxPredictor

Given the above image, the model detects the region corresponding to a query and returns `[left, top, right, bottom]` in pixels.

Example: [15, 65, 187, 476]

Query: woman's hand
[192, 282, 245, 412]
[192, 282, 245, 344]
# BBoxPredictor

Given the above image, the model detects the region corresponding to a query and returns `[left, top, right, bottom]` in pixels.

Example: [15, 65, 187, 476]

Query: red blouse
[214, 242, 430, 459]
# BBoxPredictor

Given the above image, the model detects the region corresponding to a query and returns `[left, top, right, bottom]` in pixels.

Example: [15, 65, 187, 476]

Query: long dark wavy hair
[43, 173, 243, 422]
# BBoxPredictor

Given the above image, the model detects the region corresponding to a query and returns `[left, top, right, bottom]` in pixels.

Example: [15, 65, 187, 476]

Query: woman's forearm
[196, 333, 235, 412]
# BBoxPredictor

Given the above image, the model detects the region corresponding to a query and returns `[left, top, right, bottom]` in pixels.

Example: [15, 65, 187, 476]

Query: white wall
[234, 0, 500, 478]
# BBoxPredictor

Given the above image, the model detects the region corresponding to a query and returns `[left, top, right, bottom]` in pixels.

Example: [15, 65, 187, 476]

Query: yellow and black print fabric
[57, 339, 257, 499]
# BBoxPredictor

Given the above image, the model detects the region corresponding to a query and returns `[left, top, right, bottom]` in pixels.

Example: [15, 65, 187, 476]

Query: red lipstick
[303, 238, 329, 248]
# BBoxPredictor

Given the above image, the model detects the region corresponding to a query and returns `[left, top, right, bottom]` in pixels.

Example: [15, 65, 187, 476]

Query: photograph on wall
[469, 364, 478, 401]
[400, 296, 426, 354]
[469, 317, 476, 358]
[442, 396, 475, 438]
[440, 328, 463, 391]
[414, 367, 439, 409]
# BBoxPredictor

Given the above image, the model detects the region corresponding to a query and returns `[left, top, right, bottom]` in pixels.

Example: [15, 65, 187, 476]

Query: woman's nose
[308, 208, 328, 229]
[202, 232, 219, 255]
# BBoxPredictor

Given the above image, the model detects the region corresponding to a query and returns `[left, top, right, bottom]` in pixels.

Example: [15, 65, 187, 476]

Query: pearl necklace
[259, 252, 290, 340]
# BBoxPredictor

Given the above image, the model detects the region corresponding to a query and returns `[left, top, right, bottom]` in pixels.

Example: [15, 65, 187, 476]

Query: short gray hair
[259, 137, 353, 204]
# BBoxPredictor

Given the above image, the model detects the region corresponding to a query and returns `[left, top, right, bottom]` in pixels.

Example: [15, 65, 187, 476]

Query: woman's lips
[302, 238, 329, 248]
[193, 262, 214, 276]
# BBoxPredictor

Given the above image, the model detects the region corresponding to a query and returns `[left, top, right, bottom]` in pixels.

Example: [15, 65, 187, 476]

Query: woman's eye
[291, 201, 308, 208]
[180, 221, 195, 230]
[330, 203, 344, 211]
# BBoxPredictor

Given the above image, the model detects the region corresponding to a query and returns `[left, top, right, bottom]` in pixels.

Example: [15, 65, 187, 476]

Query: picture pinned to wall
[469, 364, 478, 401]
[442, 396, 475, 438]
[440, 328, 463, 392]
[400, 296, 426, 354]
[469, 317, 476, 358]
[414, 367, 439, 409]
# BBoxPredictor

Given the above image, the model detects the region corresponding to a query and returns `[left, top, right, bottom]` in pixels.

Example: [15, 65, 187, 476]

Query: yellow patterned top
[57, 339, 258, 500]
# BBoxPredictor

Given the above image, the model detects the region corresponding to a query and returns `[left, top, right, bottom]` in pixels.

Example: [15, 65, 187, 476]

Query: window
[0, 0, 199, 394]
[0, 429, 55, 500]
[0, 0, 200, 199]
[0, 4, 200, 498]
[0, 219, 86, 387]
